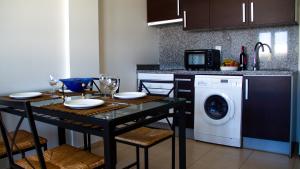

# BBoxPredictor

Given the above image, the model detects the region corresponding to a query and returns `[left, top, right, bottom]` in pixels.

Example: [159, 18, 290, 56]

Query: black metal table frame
[0, 98, 186, 169]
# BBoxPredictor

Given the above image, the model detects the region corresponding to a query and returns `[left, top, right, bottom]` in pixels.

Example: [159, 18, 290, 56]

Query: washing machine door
[202, 93, 234, 125]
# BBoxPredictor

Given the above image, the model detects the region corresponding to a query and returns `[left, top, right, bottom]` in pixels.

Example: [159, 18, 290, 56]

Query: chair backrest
[138, 80, 175, 128]
[0, 99, 46, 169]
[138, 80, 174, 97]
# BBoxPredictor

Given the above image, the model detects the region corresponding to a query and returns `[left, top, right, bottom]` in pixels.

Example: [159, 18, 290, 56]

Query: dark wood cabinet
[174, 74, 195, 128]
[147, 0, 182, 25]
[242, 76, 292, 142]
[182, 0, 210, 30]
[249, 0, 296, 26]
[211, 0, 296, 29]
[182, 0, 296, 30]
[211, 0, 248, 29]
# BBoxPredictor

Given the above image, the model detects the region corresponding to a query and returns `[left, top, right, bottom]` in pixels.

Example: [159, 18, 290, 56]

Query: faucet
[253, 42, 272, 71]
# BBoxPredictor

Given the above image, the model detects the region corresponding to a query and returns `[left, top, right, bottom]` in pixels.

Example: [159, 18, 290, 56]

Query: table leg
[103, 122, 117, 169]
[58, 127, 66, 145]
[178, 106, 186, 169]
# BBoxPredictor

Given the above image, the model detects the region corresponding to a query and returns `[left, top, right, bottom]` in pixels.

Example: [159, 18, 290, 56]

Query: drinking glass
[105, 77, 119, 99]
[49, 75, 59, 98]
[99, 74, 109, 98]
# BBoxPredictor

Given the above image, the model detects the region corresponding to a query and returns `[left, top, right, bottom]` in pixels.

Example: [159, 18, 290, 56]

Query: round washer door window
[204, 95, 229, 120]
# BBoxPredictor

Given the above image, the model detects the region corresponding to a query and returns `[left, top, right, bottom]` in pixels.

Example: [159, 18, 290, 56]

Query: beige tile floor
[92, 138, 300, 169]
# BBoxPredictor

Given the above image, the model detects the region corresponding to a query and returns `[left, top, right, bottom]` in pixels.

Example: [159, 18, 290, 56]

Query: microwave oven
[184, 49, 221, 70]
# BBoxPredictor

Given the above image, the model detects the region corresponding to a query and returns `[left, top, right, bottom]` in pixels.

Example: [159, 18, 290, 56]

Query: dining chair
[0, 99, 105, 169]
[0, 129, 48, 159]
[115, 79, 175, 169]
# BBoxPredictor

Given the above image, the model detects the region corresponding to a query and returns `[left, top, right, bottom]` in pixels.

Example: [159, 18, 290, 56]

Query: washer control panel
[195, 75, 243, 88]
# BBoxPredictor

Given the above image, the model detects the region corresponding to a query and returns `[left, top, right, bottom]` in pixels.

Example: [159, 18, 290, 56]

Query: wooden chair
[115, 79, 175, 169]
[0, 129, 48, 159]
[0, 99, 104, 169]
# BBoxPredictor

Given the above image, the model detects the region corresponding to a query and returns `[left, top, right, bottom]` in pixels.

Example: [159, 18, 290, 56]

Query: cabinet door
[243, 76, 291, 142]
[249, 0, 295, 26]
[182, 0, 210, 30]
[147, 0, 181, 23]
[211, 0, 248, 29]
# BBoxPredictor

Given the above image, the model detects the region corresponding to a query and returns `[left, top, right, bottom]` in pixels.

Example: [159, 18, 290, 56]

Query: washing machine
[194, 75, 243, 147]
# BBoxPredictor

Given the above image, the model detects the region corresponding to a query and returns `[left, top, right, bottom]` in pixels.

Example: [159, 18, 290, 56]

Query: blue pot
[60, 78, 93, 92]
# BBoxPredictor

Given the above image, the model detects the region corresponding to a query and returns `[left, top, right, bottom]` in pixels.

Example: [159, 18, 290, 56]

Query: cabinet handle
[250, 2, 254, 22]
[245, 79, 249, 100]
[242, 3, 246, 23]
[175, 78, 192, 82]
[178, 89, 192, 93]
[183, 11, 187, 28]
[186, 100, 192, 104]
[185, 111, 192, 115]
[177, 0, 180, 16]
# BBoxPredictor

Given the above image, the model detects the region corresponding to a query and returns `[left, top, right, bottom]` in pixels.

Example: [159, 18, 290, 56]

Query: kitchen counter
[137, 69, 296, 76]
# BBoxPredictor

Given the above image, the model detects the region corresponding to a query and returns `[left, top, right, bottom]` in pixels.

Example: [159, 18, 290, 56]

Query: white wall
[0, 0, 68, 95]
[99, 0, 159, 92]
[0, 0, 100, 166]
[69, 0, 100, 78]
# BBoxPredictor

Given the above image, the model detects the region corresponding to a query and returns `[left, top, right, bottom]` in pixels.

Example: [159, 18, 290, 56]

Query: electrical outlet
[215, 46, 222, 52]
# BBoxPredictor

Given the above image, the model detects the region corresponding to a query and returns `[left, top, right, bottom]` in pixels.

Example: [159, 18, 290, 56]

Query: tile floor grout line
[238, 150, 254, 169]
[186, 143, 218, 169]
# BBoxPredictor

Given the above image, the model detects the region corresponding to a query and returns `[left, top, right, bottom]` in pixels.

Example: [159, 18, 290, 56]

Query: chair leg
[83, 133, 88, 150]
[44, 144, 48, 151]
[172, 135, 175, 169]
[136, 146, 140, 169]
[88, 134, 91, 152]
[144, 147, 149, 169]
[21, 152, 25, 158]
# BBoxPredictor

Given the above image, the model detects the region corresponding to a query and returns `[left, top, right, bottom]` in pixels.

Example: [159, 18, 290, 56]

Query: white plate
[220, 66, 238, 71]
[58, 89, 73, 93]
[64, 99, 104, 109]
[114, 92, 147, 99]
[9, 92, 43, 99]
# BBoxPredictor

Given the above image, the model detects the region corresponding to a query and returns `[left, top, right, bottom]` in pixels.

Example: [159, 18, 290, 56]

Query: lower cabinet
[242, 76, 292, 142]
[174, 74, 195, 128]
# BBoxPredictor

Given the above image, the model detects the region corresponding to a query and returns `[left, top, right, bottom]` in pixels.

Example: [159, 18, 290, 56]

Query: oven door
[185, 51, 207, 70]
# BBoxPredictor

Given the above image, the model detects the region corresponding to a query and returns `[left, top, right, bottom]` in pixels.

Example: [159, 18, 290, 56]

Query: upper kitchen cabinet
[182, 0, 210, 30]
[211, 0, 248, 29]
[147, 0, 183, 26]
[211, 0, 297, 29]
[249, 0, 296, 26]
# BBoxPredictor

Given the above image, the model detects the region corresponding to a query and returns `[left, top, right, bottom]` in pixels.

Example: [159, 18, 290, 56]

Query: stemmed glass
[105, 77, 119, 99]
[49, 75, 59, 98]
[99, 74, 109, 98]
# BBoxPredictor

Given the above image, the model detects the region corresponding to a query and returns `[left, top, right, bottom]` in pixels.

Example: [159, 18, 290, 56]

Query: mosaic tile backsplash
[159, 24, 299, 71]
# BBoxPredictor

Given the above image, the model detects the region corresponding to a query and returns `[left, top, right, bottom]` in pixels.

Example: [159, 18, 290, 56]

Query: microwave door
[189, 53, 205, 70]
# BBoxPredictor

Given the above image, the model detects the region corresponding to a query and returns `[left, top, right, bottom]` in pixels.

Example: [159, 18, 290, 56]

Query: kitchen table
[0, 95, 186, 169]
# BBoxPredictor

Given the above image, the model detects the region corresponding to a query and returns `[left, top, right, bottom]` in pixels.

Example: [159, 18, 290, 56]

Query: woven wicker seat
[16, 144, 104, 169]
[116, 127, 173, 147]
[0, 130, 47, 157]
[116, 127, 174, 169]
